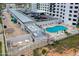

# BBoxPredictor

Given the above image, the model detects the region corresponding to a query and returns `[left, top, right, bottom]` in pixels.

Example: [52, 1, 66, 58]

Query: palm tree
[41, 48, 48, 55]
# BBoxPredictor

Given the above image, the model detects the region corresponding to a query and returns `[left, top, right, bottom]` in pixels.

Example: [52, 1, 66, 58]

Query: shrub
[76, 25, 79, 28]
[0, 16, 2, 24]
[64, 30, 70, 35]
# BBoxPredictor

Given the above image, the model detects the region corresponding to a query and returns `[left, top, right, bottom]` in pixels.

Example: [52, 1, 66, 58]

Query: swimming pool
[46, 25, 68, 33]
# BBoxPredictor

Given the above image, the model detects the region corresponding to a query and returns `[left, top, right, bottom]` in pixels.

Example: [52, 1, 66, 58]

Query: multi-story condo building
[6, 3, 31, 9]
[31, 3, 37, 10]
[51, 3, 79, 26]
[39, 3, 50, 15]
[33, 3, 79, 27]
[6, 4, 16, 8]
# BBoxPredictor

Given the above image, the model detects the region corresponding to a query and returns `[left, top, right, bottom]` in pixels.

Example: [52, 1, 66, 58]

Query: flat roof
[9, 9, 33, 23]
[33, 15, 58, 22]
[25, 23, 41, 32]
[31, 10, 46, 13]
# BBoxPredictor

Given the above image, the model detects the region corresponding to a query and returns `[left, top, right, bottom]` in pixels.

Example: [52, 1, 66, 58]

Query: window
[60, 15, 62, 17]
[69, 18, 71, 20]
[74, 15, 77, 17]
[50, 14, 51, 15]
[57, 11, 59, 13]
[63, 10, 65, 12]
[69, 10, 72, 13]
[60, 12, 62, 14]
[69, 14, 72, 16]
[73, 19, 76, 21]
[57, 5, 59, 7]
[57, 8, 59, 10]
[54, 5, 56, 7]
[63, 17, 64, 19]
[64, 6, 65, 8]
[52, 3, 55, 5]
[74, 11, 78, 13]
[53, 14, 55, 16]
[57, 15, 58, 16]
[70, 3, 73, 4]
[61, 5, 63, 7]
[75, 3, 79, 4]
[53, 11, 55, 13]
[57, 3, 59, 4]
[70, 6, 73, 9]
[72, 23, 76, 25]
[63, 13, 65, 15]
[53, 8, 55, 10]
[61, 9, 62, 11]
[75, 6, 78, 9]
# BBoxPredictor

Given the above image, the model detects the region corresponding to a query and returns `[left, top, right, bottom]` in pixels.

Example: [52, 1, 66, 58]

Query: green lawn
[76, 25, 79, 28]
[47, 34, 79, 53]
[33, 34, 79, 55]
[0, 41, 2, 56]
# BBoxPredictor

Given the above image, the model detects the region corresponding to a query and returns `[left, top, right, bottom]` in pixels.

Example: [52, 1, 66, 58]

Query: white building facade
[39, 3, 50, 15]
[51, 3, 79, 26]
[32, 3, 79, 26]
[31, 3, 37, 11]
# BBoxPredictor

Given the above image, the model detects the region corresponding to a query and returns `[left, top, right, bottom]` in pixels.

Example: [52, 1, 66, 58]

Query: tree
[0, 4, 3, 15]
[42, 49, 46, 55]
[0, 16, 2, 24]
[0, 3, 6, 14]
[64, 30, 70, 35]
[41, 48, 48, 55]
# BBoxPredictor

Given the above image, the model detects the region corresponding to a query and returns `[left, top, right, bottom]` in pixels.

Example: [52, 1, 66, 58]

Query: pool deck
[43, 23, 79, 41]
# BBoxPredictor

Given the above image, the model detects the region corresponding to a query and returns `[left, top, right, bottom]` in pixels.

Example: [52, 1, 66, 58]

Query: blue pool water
[46, 25, 68, 33]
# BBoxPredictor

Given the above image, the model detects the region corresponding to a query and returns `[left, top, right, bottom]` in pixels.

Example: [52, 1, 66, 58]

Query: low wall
[7, 34, 48, 56]
[8, 32, 79, 56]
[8, 39, 48, 56]
[36, 19, 62, 27]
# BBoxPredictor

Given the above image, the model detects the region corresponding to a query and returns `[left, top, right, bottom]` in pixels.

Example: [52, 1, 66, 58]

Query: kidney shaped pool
[46, 25, 68, 33]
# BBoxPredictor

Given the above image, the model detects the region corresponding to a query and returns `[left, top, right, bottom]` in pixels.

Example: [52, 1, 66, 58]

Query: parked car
[34, 16, 40, 19]
[40, 15, 47, 19]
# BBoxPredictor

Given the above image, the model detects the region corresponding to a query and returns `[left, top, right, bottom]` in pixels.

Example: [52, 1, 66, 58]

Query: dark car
[34, 16, 40, 19]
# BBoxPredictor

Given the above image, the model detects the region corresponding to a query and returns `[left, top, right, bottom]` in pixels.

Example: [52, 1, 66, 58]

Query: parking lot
[2, 12, 27, 38]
